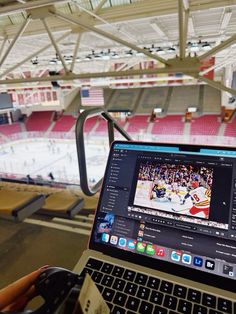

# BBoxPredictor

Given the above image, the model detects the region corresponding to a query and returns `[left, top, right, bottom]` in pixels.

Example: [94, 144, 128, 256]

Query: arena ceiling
[0, 0, 235, 95]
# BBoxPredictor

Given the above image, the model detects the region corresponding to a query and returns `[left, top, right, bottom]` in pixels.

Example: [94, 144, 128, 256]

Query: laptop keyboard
[80, 258, 235, 314]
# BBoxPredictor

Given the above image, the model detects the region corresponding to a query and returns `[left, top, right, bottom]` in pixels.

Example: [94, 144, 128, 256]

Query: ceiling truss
[0, 0, 234, 96]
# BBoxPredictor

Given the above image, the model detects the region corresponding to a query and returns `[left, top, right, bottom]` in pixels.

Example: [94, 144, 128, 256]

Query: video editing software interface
[93, 142, 236, 279]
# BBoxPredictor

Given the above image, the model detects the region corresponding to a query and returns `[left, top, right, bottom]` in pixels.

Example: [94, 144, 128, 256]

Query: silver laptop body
[74, 141, 236, 313]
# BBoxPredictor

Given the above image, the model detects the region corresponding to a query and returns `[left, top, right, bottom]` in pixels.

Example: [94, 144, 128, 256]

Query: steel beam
[178, 0, 185, 60]
[94, 0, 109, 14]
[42, 18, 69, 73]
[50, 10, 171, 66]
[0, 66, 199, 85]
[0, 31, 71, 79]
[198, 75, 236, 96]
[0, 16, 31, 68]
[0, 37, 7, 60]
[70, 33, 81, 72]
[199, 34, 236, 61]
[0, 0, 67, 17]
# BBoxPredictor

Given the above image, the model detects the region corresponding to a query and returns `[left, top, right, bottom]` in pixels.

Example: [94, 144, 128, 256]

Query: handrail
[75, 107, 133, 196]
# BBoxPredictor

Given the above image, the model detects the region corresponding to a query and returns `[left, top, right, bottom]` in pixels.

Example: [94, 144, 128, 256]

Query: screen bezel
[89, 140, 236, 293]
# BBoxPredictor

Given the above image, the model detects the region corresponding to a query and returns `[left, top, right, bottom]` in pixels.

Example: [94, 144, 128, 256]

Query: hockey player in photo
[181, 181, 211, 219]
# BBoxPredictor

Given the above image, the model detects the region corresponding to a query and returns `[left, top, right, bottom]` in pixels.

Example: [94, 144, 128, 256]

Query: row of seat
[1, 113, 236, 138]
[0, 181, 99, 222]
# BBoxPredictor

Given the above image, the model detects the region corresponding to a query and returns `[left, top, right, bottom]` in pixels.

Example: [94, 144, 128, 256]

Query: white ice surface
[0, 138, 109, 185]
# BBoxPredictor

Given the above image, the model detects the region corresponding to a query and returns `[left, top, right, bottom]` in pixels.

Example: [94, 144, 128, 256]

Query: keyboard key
[123, 269, 136, 281]
[112, 266, 125, 277]
[91, 271, 103, 283]
[101, 274, 114, 287]
[112, 306, 125, 314]
[177, 300, 192, 313]
[160, 280, 173, 294]
[187, 288, 201, 303]
[134, 273, 148, 285]
[147, 276, 160, 289]
[113, 291, 127, 306]
[86, 258, 103, 270]
[112, 278, 125, 291]
[173, 284, 187, 298]
[80, 267, 93, 277]
[124, 282, 138, 296]
[154, 305, 168, 314]
[193, 304, 208, 314]
[209, 310, 223, 314]
[163, 295, 177, 310]
[126, 296, 140, 311]
[218, 297, 232, 313]
[139, 300, 154, 313]
[102, 287, 115, 302]
[101, 263, 113, 274]
[150, 291, 164, 305]
[136, 286, 150, 299]
[202, 293, 216, 308]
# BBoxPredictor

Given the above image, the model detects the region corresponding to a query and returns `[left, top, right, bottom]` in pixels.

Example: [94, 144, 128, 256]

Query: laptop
[74, 140, 236, 314]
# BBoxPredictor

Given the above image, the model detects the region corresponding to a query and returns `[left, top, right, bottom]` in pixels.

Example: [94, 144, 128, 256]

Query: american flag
[80, 87, 104, 106]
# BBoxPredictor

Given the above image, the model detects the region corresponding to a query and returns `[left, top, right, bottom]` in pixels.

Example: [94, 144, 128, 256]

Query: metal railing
[75, 108, 133, 196]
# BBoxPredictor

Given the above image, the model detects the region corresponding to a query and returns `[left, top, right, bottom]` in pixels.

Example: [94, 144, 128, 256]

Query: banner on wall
[200, 57, 215, 80]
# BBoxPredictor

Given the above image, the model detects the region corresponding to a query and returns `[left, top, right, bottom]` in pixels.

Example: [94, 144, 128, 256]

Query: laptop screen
[90, 141, 236, 287]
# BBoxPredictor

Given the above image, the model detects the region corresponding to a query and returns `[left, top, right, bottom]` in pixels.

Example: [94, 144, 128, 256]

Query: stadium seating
[95, 118, 108, 133]
[83, 116, 98, 133]
[0, 189, 45, 221]
[25, 111, 54, 132]
[52, 115, 76, 132]
[152, 115, 184, 135]
[0, 123, 21, 136]
[126, 115, 150, 133]
[224, 115, 236, 137]
[190, 115, 221, 135]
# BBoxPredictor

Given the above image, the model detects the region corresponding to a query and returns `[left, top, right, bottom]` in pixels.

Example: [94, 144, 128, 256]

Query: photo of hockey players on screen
[133, 162, 213, 219]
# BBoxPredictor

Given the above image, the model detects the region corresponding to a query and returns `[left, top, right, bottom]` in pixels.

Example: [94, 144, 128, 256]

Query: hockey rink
[0, 137, 109, 185]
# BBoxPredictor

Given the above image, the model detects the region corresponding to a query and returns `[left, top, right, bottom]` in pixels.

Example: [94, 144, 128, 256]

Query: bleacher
[190, 115, 221, 135]
[0, 123, 21, 136]
[152, 115, 184, 135]
[126, 115, 150, 133]
[224, 115, 236, 137]
[84, 116, 98, 133]
[25, 111, 54, 132]
[95, 118, 107, 133]
[52, 115, 76, 132]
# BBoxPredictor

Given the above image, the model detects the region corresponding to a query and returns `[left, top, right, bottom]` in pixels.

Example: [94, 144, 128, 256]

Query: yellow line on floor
[24, 218, 91, 236]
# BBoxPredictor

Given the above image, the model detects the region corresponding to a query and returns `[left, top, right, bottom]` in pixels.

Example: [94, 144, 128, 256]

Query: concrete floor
[0, 219, 89, 288]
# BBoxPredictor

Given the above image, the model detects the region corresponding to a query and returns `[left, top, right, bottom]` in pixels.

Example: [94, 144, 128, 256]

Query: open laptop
[74, 141, 236, 314]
